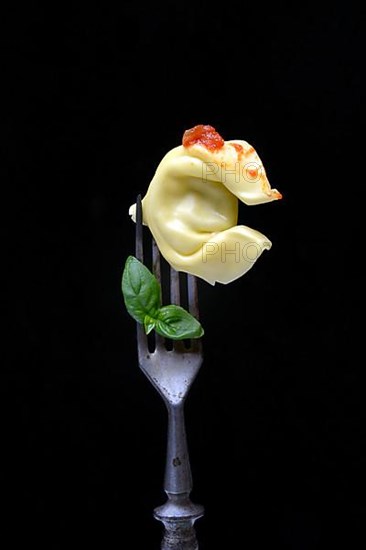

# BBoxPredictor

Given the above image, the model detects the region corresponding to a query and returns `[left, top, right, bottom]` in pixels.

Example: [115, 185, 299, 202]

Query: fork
[134, 195, 204, 550]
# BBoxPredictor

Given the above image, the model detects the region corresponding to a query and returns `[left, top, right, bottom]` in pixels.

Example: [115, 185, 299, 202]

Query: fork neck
[164, 402, 193, 496]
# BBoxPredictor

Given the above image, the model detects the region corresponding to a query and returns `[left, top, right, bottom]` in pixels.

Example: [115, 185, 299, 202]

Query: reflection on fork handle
[154, 402, 204, 550]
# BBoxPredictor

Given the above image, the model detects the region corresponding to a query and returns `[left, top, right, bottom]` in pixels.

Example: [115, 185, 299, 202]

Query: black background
[2, 2, 364, 549]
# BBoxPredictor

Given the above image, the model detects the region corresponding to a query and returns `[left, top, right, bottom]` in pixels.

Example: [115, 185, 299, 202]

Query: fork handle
[157, 517, 200, 550]
[164, 404, 192, 495]
[154, 403, 204, 549]
[155, 493, 204, 550]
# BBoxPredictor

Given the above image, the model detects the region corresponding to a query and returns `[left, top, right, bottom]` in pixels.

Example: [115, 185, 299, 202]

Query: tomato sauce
[182, 125, 224, 151]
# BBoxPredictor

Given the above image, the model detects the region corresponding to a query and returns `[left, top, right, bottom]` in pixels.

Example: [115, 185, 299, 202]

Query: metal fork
[134, 195, 204, 550]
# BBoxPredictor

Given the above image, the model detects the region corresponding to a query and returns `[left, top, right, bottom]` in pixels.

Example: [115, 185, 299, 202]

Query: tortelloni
[129, 125, 282, 285]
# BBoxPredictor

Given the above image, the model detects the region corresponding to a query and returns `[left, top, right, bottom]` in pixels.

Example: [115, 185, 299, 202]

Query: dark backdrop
[2, 3, 363, 549]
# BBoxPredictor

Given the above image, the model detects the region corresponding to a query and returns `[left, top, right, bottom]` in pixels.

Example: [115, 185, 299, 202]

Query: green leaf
[155, 305, 204, 340]
[144, 315, 156, 335]
[122, 256, 161, 324]
[122, 255, 204, 341]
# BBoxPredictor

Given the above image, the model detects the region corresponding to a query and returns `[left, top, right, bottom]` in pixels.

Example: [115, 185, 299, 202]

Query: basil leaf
[144, 315, 156, 335]
[155, 305, 204, 340]
[122, 255, 204, 340]
[122, 256, 161, 324]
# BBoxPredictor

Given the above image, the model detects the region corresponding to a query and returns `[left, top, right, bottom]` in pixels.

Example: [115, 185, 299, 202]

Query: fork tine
[170, 268, 180, 305]
[152, 238, 161, 280]
[187, 275, 199, 319]
[136, 324, 148, 357]
[170, 268, 184, 351]
[135, 194, 147, 355]
[135, 194, 143, 263]
[152, 239, 164, 350]
[187, 274, 202, 351]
